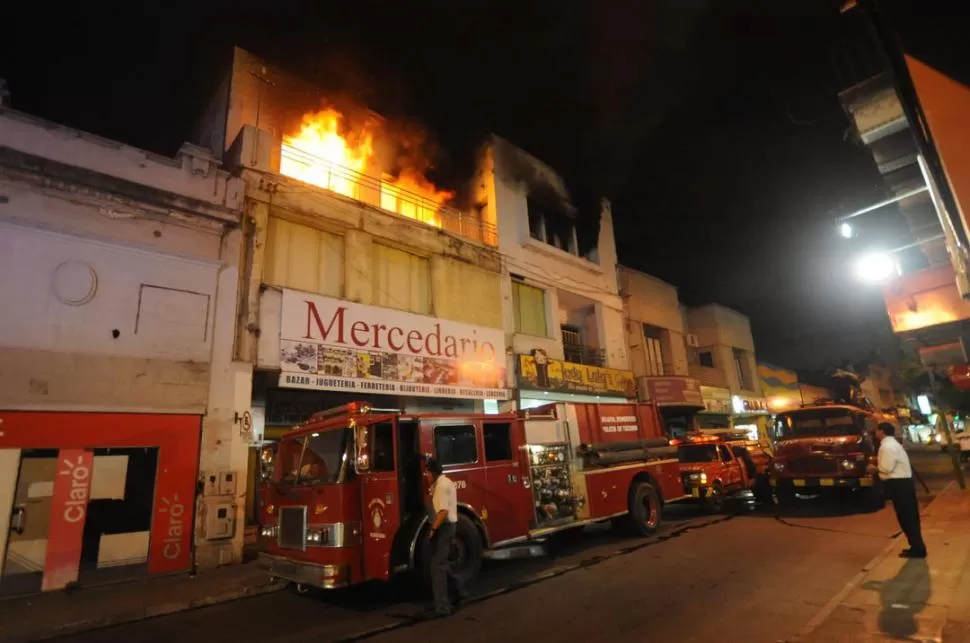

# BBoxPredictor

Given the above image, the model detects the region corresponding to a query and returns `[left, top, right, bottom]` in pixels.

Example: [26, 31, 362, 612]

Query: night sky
[1, 0, 906, 372]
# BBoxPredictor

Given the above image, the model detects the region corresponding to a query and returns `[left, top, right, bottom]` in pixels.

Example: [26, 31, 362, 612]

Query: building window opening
[733, 349, 751, 390]
[698, 351, 714, 368]
[642, 325, 666, 376]
[512, 281, 547, 337]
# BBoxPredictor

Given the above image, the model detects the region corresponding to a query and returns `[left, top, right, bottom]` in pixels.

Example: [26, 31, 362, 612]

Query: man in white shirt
[868, 423, 927, 558]
[425, 458, 467, 616]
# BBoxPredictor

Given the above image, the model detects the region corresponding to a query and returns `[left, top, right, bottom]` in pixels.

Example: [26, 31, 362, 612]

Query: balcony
[562, 340, 606, 367]
[688, 364, 728, 388]
[280, 144, 497, 247]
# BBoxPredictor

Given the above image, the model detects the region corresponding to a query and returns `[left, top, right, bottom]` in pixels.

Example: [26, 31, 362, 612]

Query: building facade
[618, 266, 703, 435]
[196, 50, 510, 468]
[686, 304, 768, 439]
[0, 107, 246, 594]
[476, 137, 634, 409]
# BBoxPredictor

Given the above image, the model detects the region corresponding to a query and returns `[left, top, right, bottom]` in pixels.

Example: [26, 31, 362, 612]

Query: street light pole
[927, 368, 967, 489]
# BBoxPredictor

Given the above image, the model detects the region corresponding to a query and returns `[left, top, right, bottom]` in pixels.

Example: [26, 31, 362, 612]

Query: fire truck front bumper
[770, 476, 873, 491]
[258, 553, 351, 590]
[686, 484, 712, 499]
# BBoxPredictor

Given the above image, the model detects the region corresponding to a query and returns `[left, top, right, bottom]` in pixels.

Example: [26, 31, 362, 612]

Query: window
[642, 325, 666, 376]
[434, 425, 477, 465]
[484, 423, 513, 462]
[371, 422, 395, 472]
[699, 351, 714, 368]
[526, 198, 545, 241]
[512, 281, 547, 336]
[733, 349, 750, 390]
[717, 445, 732, 462]
[264, 217, 344, 297]
[373, 243, 431, 314]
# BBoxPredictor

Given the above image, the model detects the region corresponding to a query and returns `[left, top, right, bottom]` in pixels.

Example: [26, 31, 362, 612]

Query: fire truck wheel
[419, 515, 484, 590]
[628, 482, 662, 536]
[703, 483, 726, 514]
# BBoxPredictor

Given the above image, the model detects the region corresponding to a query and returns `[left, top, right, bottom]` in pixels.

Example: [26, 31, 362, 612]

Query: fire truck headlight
[688, 472, 708, 484]
[773, 461, 786, 472]
[260, 525, 278, 538]
[307, 529, 323, 544]
[841, 459, 855, 471]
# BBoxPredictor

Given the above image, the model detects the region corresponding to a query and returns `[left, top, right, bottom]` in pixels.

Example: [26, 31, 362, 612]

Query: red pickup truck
[674, 433, 772, 513]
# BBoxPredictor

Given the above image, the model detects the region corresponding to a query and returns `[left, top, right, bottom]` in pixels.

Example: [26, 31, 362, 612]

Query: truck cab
[769, 401, 890, 506]
[673, 433, 771, 513]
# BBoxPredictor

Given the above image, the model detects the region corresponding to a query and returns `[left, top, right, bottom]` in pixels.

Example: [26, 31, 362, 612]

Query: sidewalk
[0, 561, 284, 643]
[796, 481, 970, 642]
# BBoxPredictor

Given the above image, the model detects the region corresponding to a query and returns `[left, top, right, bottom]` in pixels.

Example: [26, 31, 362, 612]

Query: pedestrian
[425, 458, 468, 616]
[868, 423, 927, 558]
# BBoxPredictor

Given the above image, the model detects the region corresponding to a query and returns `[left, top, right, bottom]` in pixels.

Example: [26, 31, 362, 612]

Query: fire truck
[256, 401, 687, 590]
[672, 432, 772, 513]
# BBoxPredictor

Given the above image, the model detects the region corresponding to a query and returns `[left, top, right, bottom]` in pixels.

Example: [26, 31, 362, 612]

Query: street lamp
[853, 251, 897, 283]
[839, 222, 854, 239]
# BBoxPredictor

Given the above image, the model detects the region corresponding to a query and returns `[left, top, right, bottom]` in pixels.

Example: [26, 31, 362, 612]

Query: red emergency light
[308, 402, 369, 423]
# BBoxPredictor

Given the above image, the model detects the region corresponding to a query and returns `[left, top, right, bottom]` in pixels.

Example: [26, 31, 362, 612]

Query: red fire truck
[256, 401, 687, 590]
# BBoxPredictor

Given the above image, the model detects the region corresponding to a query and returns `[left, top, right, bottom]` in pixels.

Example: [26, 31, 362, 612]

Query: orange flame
[280, 107, 454, 228]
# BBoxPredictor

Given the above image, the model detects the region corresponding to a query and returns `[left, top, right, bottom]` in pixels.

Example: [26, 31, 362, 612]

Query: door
[482, 420, 533, 544]
[1, 449, 62, 596]
[431, 423, 488, 524]
[717, 444, 742, 490]
[360, 421, 400, 582]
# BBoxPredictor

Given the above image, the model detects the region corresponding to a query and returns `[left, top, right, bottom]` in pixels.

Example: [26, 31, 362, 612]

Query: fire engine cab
[672, 432, 772, 513]
[256, 401, 688, 590]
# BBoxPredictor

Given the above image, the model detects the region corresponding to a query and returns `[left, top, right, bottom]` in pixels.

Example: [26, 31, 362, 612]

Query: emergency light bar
[308, 402, 371, 423]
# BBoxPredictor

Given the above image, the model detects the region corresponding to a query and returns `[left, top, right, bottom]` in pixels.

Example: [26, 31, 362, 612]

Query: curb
[3, 579, 286, 643]
[789, 480, 956, 642]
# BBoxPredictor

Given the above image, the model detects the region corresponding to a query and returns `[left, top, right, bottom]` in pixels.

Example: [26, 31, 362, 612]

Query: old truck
[673, 432, 772, 513]
[769, 400, 896, 506]
[255, 401, 687, 590]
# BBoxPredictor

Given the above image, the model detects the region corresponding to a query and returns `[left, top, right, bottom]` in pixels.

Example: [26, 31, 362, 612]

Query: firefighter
[425, 458, 468, 616]
[868, 423, 927, 558]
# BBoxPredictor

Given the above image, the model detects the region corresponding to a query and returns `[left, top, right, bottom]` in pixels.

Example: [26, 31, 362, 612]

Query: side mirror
[354, 424, 371, 473]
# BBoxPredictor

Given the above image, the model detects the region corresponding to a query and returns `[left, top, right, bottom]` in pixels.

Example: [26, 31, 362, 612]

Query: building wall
[0, 108, 248, 574]
[618, 266, 689, 377]
[481, 138, 629, 381]
[687, 304, 760, 396]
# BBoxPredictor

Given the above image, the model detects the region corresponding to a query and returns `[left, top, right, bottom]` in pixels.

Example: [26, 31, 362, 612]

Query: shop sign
[43, 449, 93, 591]
[644, 377, 703, 407]
[731, 395, 770, 415]
[278, 289, 510, 400]
[517, 350, 635, 397]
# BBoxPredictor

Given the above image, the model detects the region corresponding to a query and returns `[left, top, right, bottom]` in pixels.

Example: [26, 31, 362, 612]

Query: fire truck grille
[788, 457, 839, 475]
[278, 506, 308, 551]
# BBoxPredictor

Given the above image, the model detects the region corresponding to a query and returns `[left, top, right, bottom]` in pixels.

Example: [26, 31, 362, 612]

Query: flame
[280, 107, 454, 228]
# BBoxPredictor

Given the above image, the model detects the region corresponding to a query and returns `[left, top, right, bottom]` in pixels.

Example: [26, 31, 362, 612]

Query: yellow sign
[517, 353, 635, 397]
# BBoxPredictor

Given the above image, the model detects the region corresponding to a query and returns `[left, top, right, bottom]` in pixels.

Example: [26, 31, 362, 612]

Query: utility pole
[928, 369, 967, 489]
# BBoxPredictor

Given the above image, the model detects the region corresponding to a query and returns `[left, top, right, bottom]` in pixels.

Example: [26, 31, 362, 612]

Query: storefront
[515, 350, 636, 409]
[641, 376, 705, 439]
[0, 413, 200, 597]
[696, 387, 769, 442]
[254, 288, 512, 439]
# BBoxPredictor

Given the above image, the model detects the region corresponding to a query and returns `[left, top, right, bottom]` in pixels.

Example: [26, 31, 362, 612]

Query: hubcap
[643, 494, 658, 528]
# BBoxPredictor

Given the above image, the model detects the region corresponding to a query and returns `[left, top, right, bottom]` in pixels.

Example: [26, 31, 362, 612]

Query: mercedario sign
[277, 289, 510, 400]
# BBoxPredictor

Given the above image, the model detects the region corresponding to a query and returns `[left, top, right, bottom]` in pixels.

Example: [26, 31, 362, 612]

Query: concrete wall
[481, 138, 629, 380]
[618, 266, 689, 377]
[0, 107, 249, 571]
[687, 304, 760, 396]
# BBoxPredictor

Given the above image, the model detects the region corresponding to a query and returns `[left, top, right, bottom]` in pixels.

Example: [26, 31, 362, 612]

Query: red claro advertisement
[43, 449, 94, 591]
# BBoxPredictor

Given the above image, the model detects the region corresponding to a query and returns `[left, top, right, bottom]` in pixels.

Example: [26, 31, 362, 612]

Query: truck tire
[627, 481, 662, 536]
[703, 482, 726, 514]
[418, 514, 484, 591]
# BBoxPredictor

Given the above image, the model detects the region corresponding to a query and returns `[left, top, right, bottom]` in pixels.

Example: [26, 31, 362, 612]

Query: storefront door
[1, 449, 59, 597]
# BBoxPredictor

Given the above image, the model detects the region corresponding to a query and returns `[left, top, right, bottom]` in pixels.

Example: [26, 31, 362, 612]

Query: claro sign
[277, 289, 510, 400]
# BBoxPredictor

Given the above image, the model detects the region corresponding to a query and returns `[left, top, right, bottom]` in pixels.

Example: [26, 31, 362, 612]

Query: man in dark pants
[869, 423, 927, 558]
[425, 458, 468, 616]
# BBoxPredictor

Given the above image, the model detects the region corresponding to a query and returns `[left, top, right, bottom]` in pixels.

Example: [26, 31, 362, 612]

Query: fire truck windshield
[677, 444, 719, 463]
[278, 428, 351, 485]
[776, 409, 860, 439]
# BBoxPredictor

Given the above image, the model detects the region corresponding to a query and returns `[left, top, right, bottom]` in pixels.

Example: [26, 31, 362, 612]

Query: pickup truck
[674, 433, 772, 513]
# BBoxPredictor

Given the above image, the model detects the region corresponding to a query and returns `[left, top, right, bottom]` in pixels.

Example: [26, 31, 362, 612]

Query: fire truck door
[360, 422, 400, 582]
[482, 421, 532, 544]
[717, 444, 741, 489]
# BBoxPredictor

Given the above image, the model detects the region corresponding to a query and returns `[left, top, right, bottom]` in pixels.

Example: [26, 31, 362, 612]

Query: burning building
[195, 48, 510, 522]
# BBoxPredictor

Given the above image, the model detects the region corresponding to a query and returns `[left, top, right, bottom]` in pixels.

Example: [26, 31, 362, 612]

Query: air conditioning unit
[686, 334, 700, 348]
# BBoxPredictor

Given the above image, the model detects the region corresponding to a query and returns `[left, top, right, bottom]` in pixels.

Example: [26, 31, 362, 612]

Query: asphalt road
[56, 449, 957, 643]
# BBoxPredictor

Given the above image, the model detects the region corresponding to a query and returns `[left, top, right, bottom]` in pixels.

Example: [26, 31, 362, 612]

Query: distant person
[425, 458, 468, 616]
[868, 423, 927, 558]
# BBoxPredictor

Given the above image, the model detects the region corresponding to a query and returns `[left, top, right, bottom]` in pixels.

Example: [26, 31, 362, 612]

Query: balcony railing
[280, 143, 498, 247]
[563, 341, 606, 367]
[688, 364, 728, 388]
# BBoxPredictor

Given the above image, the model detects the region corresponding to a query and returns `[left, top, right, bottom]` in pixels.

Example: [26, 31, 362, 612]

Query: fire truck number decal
[601, 416, 639, 433]
[368, 498, 386, 539]
[454, 479, 467, 490]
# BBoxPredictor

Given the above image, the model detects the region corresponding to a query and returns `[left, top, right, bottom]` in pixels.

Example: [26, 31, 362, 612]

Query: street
[53, 450, 955, 643]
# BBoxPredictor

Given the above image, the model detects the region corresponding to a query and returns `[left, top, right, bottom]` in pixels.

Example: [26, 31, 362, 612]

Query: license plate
[793, 479, 806, 487]
[691, 488, 700, 498]
[860, 477, 873, 487]
[820, 478, 834, 487]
